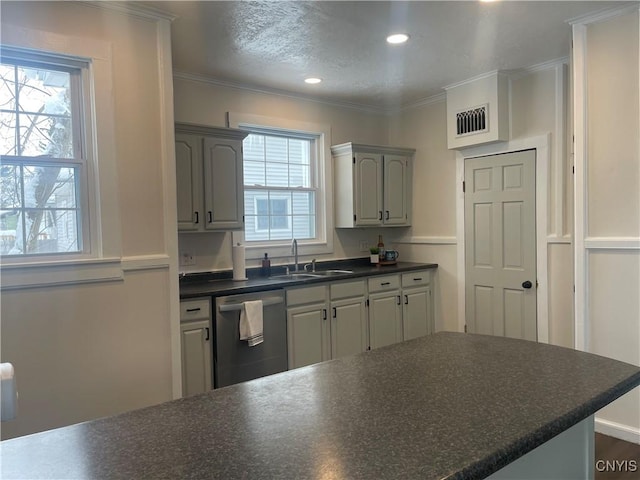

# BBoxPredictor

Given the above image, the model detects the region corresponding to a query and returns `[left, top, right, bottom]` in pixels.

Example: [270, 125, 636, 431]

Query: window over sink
[244, 132, 316, 242]
[228, 112, 334, 260]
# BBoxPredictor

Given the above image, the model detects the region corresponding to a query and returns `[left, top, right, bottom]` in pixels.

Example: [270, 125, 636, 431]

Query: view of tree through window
[243, 132, 316, 242]
[0, 55, 83, 256]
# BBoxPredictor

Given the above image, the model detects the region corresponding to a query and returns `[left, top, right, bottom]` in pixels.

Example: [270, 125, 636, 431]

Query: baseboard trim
[595, 417, 640, 445]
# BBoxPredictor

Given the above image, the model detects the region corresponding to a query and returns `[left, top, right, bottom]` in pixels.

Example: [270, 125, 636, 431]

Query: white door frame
[456, 134, 550, 343]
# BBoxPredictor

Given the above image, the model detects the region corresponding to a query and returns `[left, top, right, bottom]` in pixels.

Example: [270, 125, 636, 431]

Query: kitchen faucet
[291, 239, 299, 272]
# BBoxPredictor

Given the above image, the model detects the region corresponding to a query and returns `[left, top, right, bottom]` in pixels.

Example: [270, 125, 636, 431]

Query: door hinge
[572, 166, 575, 174]
[353, 157, 356, 164]
[462, 181, 465, 193]
[464, 324, 468, 333]
[353, 214, 356, 221]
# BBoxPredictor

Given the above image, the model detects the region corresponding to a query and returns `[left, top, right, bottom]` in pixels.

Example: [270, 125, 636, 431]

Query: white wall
[0, 2, 177, 439]
[577, 9, 640, 442]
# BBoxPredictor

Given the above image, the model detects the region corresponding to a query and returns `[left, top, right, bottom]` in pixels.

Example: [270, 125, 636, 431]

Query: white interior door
[465, 150, 537, 340]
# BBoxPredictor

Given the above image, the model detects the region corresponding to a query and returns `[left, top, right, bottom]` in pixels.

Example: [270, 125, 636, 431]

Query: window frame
[0, 24, 124, 290]
[228, 112, 334, 261]
[0, 47, 92, 260]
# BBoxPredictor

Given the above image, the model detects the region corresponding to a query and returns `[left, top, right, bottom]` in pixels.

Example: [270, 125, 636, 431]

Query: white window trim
[1, 46, 91, 259]
[228, 111, 334, 260]
[0, 24, 122, 288]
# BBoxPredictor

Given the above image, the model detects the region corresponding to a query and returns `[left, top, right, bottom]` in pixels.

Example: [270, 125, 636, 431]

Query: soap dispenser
[261, 253, 271, 277]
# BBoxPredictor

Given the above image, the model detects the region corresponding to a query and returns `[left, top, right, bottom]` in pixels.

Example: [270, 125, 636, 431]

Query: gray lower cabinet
[402, 271, 433, 340]
[180, 298, 212, 397]
[286, 271, 434, 370]
[368, 275, 403, 348]
[330, 281, 368, 359]
[286, 285, 330, 369]
[287, 280, 367, 370]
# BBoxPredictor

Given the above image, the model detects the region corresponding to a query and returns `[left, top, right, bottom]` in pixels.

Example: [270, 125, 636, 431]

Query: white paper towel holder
[232, 243, 248, 281]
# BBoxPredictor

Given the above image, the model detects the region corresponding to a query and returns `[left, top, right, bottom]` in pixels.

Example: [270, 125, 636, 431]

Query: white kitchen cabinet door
[330, 297, 367, 359]
[287, 303, 330, 370]
[203, 137, 244, 230]
[354, 152, 383, 226]
[402, 286, 432, 341]
[383, 155, 410, 226]
[175, 133, 202, 231]
[368, 291, 403, 349]
[180, 320, 212, 397]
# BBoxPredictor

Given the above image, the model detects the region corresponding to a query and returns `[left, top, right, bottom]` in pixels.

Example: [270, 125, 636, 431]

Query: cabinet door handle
[385, 210, 390, 220]
[323, 308, 327, 320]
[332, 307, 337, 318]
[186, 307, 201, 312]
[194, 211, 199, 224]
[207, 211, 213, 223]
[205, 327, 210, 341]
[379, 211, 383, 221]
[404, 295, 408, 305]
[396, 295, 401, 305]
[381, 282, 390, 286]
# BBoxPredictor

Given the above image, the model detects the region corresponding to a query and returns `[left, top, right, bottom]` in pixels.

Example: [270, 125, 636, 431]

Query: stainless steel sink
[315, 269, 353, 276]
[269, 269, 353, 280]
[270, 272, 324, 280]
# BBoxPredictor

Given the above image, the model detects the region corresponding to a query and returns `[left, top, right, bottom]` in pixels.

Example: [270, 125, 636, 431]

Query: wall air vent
[456, 104, 488, 137]
[445, 71, 509, 149]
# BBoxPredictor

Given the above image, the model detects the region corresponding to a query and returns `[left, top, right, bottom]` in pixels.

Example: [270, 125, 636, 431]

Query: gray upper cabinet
[332, 143, 415, 228]
[175, 123, 248, 231]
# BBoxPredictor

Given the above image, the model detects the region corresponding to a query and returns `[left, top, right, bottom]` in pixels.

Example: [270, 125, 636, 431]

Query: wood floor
[595, 433, 640, 480]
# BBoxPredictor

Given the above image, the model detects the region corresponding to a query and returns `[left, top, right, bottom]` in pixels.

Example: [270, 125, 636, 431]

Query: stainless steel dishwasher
[214, 290, 287, 388]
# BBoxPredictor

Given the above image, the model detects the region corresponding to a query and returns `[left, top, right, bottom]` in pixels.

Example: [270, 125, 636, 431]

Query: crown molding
[173, 71, 388, 115]
[79, 1, 178, 22]
[508, 56, 569, 81]
[443, 70, 506, 91]
[567, 2, 639, 26]
[389, 93, 446, 115]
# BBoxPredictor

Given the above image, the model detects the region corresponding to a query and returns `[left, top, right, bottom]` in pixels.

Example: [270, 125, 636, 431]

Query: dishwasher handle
[218, 296, 284, 312]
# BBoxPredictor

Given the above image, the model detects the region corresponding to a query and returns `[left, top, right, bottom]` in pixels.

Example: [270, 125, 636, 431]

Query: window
[243, 132, 317, 242]
[0, 48, 88, 257]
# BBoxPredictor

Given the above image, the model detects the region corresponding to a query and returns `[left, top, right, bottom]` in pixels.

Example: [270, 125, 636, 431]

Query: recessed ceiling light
[304, 77, 322, 84]
[386, 33, 409, 45]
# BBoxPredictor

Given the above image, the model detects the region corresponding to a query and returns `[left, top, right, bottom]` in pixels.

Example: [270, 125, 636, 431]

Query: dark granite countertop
[2, 332, 639, 479]
[179, 259, 437, 299]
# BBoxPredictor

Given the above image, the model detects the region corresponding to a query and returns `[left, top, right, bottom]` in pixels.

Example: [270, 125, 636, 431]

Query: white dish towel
[239, 300, 264, 347]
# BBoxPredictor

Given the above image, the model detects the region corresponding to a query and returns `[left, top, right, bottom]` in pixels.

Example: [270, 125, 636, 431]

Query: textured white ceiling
[146, 0, 632, 110]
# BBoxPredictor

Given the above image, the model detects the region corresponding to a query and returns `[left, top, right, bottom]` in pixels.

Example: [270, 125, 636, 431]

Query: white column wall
[0, 2, 177, 439]
[575, 9, 640, 443]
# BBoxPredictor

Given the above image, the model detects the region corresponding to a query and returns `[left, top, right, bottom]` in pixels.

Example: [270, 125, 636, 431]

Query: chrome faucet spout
[292, 239, 299, 272]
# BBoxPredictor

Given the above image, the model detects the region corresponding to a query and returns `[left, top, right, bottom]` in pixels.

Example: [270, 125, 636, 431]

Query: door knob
[522, 280, 533, 289]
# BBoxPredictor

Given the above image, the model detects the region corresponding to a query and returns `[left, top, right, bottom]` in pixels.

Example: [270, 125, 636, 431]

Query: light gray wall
[583, 10, 639, 438]
[0, 2, 175, 439]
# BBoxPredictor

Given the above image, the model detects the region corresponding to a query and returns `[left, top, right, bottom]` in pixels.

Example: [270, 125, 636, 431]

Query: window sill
[0, 257, 123, 290]
[245, 240, 333, 261]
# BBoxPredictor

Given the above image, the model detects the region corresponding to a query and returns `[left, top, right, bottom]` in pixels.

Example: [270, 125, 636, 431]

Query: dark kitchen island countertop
[2, 332, 639, 479]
